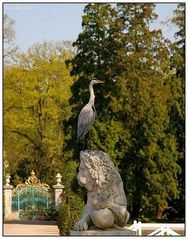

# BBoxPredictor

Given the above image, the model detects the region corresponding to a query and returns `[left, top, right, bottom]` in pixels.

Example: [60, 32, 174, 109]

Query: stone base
[70, 225, 136, 236]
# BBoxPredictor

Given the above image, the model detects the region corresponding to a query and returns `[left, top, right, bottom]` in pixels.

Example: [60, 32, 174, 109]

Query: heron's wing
[77, 104, 96, 140]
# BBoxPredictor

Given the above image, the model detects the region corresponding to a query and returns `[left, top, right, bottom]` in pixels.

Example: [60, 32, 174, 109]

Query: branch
[5, 105, 33, 112]
[10, 130, 44, 156]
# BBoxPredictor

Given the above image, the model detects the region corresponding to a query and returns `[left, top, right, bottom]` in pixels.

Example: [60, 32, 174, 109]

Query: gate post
[3, 174, 13, 220]
[53, 173, 64, 210]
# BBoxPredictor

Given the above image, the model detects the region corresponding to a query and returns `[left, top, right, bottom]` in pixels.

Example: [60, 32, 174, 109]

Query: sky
[4, 3, 178, 52]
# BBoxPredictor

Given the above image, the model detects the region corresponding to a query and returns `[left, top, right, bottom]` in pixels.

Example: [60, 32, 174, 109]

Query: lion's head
[77, 150, 127, 206]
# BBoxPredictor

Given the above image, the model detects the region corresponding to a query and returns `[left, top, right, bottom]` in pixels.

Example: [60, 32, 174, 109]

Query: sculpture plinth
[70, 225, 136, 236]
[73, 150, 130, 234]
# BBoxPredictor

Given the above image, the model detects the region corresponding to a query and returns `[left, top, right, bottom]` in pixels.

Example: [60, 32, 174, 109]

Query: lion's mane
[80, 150, 127, 206]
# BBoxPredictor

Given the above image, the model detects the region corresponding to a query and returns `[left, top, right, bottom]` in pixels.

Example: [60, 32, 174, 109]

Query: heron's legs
[81, 131, 92, 150]
[82, 132, 91, 150]
[88, 131, 91, 150]
[83, 136, 85, 150]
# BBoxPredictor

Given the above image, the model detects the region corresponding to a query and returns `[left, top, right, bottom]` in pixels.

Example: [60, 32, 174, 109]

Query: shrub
[57, 194, 84, 236]
[18, 205, 57, 221]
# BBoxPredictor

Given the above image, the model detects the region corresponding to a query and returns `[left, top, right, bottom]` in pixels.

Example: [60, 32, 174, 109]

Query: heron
[77, 79, 104, 149]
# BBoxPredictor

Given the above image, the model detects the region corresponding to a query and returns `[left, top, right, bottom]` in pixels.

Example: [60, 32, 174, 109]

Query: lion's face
[77, 160, 95, 192]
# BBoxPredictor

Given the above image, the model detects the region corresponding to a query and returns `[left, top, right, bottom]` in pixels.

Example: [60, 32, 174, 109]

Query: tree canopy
[4, 41, 76, 185]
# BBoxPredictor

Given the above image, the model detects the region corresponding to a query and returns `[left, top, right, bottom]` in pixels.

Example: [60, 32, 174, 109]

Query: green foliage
[4, 41, 75, 186]
[172, 3, 185, 46]
[167, 3, 185, 220]
[57, 194, 84, 236]
[68, 3, 184, 221]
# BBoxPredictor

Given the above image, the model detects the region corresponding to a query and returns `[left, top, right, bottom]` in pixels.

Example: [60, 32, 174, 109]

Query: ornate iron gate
[12, 171, 53, 220]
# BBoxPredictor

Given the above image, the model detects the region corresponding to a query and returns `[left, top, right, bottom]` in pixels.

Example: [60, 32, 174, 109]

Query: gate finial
[56, 173, 63, 186]
[5, 174, 11, 186]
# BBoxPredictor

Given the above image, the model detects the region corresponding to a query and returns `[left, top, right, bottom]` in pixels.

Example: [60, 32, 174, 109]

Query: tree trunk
[155, 205, 165, 220]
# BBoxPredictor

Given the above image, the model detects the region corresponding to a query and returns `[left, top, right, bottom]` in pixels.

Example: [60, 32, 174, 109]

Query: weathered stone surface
[74, 150, 130, 231]
[70, 225, 136, 236]
[4, 184, 13, 220]
[53, 173, 64, 211]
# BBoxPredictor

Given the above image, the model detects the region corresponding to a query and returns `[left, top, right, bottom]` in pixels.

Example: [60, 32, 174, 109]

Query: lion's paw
[73, 219, 88, 231]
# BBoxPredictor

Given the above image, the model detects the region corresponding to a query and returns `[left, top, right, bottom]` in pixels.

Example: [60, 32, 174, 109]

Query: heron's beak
[97, 80, 105, 84]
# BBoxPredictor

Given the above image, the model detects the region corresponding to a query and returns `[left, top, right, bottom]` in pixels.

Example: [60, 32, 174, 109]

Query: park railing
[126, 220, 184, 236]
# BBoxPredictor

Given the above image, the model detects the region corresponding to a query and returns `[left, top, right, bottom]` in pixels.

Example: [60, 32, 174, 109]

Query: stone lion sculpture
[74, 150, 130, 231]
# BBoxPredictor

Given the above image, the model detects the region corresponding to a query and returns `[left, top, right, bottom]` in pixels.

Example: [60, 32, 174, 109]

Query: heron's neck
[89, 85, 95, 105]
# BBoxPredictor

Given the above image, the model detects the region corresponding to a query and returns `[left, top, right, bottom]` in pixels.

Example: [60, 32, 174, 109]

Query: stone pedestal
[53, 185, 64, 210]
[53, 173, 64, 210]
[4, 184, 13, 220]
[70, 226, 136, 236]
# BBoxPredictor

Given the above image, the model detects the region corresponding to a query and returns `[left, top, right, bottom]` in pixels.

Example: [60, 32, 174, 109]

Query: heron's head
[90, 79, 104, 87]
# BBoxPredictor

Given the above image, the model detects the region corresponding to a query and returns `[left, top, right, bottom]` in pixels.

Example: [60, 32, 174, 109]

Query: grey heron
[77, 79, 104, 149]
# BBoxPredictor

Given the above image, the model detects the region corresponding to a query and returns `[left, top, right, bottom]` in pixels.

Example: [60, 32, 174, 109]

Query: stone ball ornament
[74, 150, 130, 231]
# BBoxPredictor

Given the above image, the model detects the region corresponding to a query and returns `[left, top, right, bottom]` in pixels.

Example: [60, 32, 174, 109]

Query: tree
[3, 14, 19, 66]
[114, 3, 181, 220]
[166, 3, 185, 221]
[4, 41, 75, 186]
[69, 3, 181, 221]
